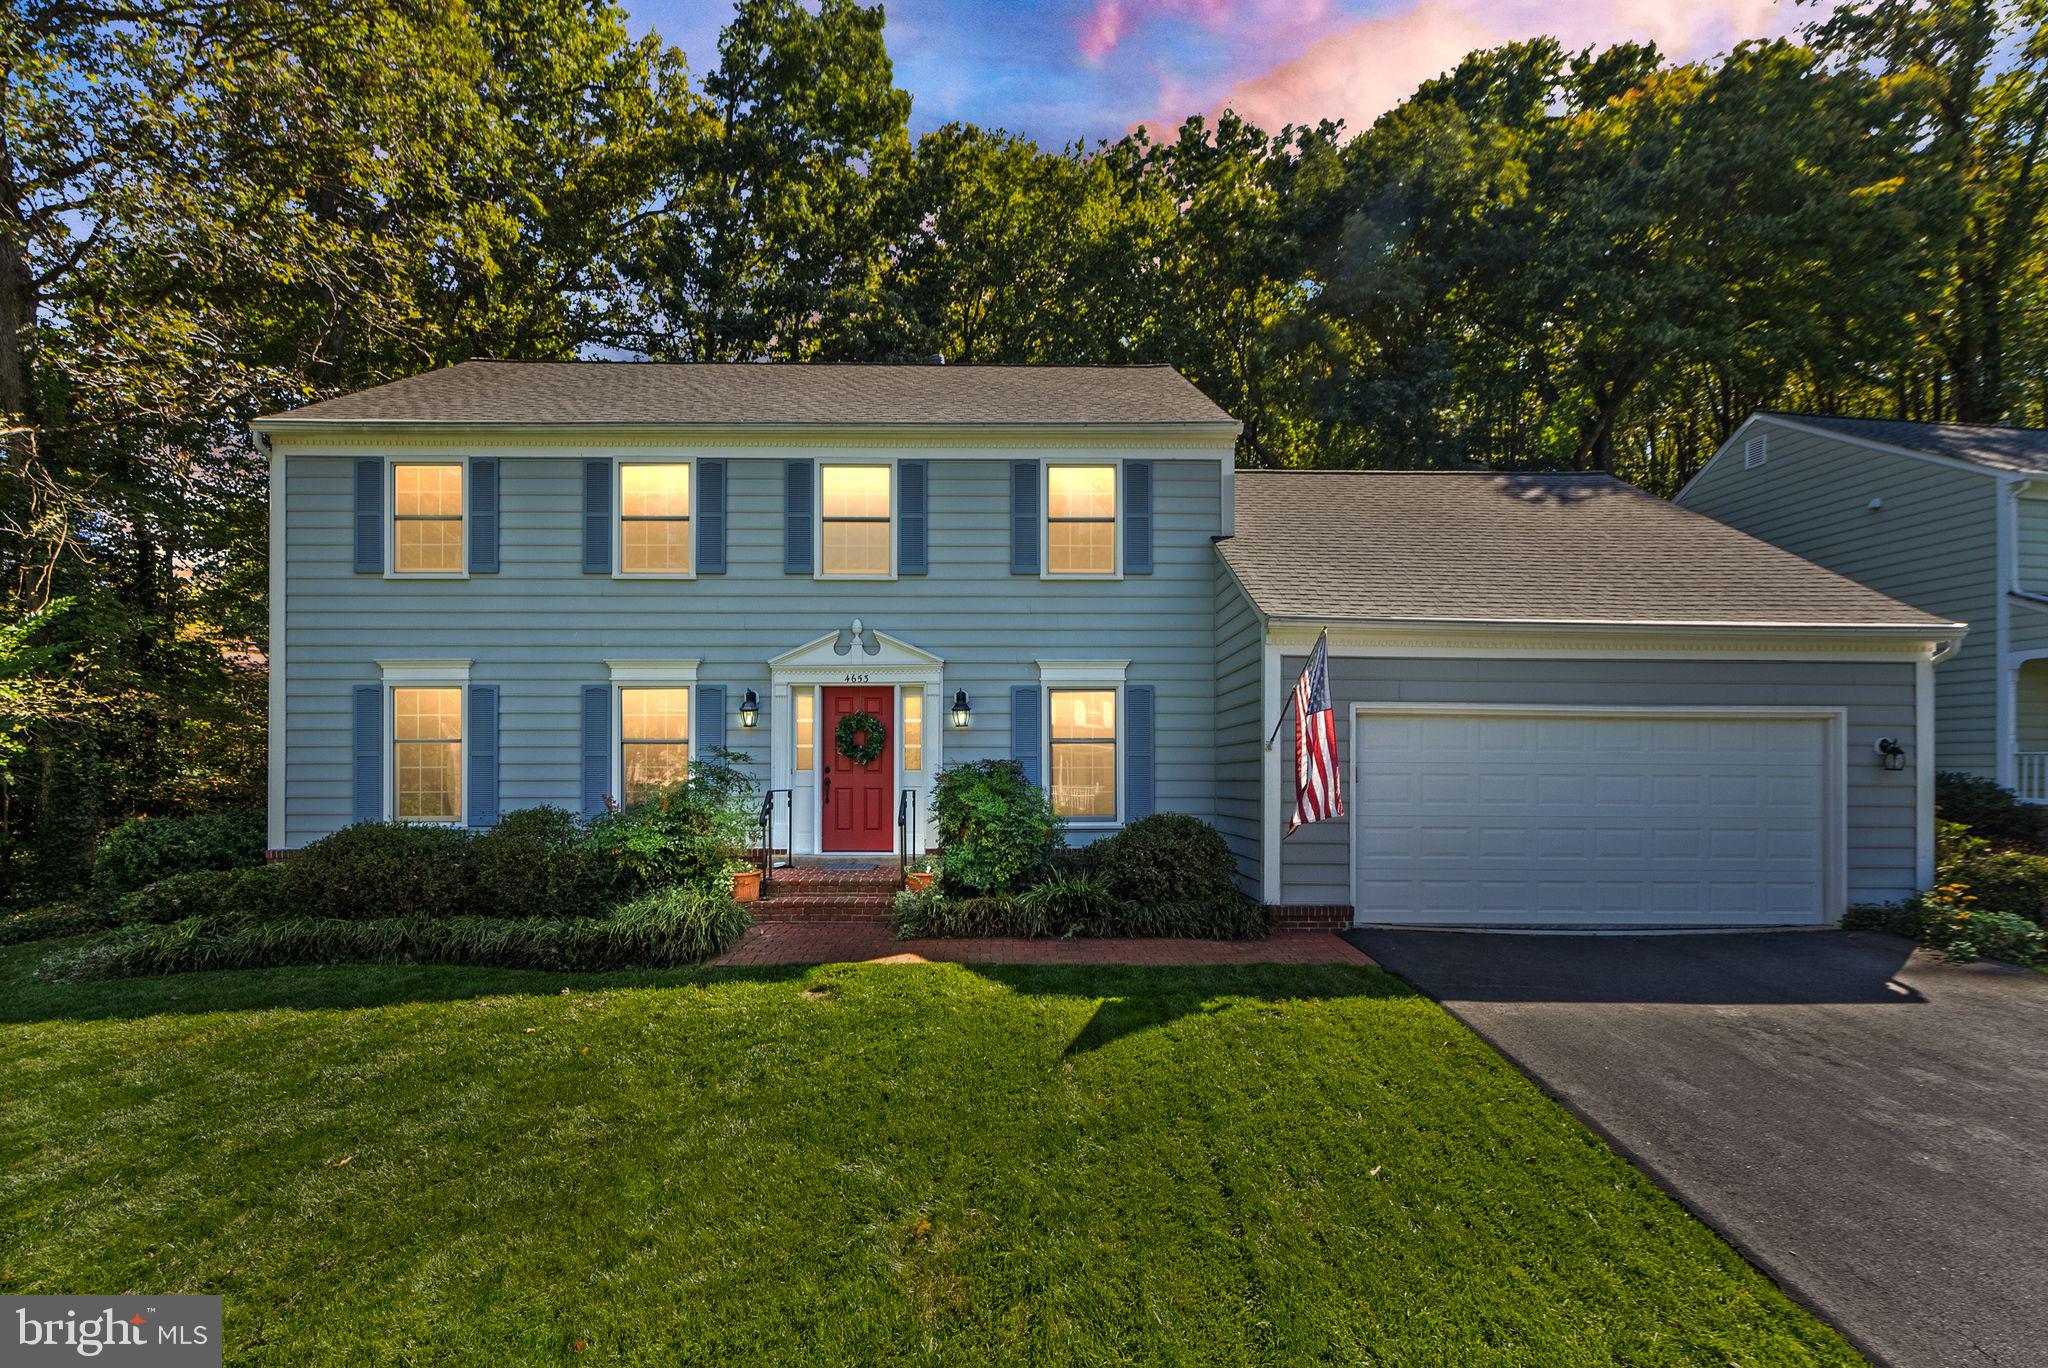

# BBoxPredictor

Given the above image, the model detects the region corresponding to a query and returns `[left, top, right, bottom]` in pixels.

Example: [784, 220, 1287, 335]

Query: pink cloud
[1159, 0, 1817, 134]
[1079, 0, 1332, 63]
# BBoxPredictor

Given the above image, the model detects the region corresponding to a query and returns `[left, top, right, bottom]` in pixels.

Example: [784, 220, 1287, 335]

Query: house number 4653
[843, 673, 871, 684]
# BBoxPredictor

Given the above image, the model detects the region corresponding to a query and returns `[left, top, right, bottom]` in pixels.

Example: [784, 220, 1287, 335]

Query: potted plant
[730, 865, 763, 903]
[904, 854, 938, 893]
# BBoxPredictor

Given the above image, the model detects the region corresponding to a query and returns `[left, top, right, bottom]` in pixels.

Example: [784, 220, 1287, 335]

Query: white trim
[1035, 658, 1130, 685]
[253, 419, 1243, 444]
[1041, 678, 1126, 830]
[1346, 703, 1850, 928]
[1266, 619, 1960, 657]
[612, 679, 695, 809]
[265, 436, 285, 849]
[382, 675, 470, 827]
[1916, 652, 1937, 886]
[611, 457, 697, 580]
[768, 628, 944, 855]
[605, 658, 700, 684]
[383, 455, 470, 580]
[377, 658, 473, 684]
[813, 457, 898, 582]
[1039, 455, 1124, 581]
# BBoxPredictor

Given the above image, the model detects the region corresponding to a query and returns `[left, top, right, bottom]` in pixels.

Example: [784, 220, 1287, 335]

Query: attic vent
[1743, 435, 1768, 470]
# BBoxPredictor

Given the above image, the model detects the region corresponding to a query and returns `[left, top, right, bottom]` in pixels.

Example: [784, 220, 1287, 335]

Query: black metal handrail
[756, 788, 792, 888]
[896, 786, 917, 884]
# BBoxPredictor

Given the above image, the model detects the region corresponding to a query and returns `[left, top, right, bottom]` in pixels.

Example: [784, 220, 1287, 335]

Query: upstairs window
[620, 686, 690, 803]
[1049, 688, 1117, 820]
[393, 686, 463, 821]
[820, 465, 892, 576]
[1046, 465, 1117, 575]
[393, 463, 464, 574]
[619, 463, 692, 574]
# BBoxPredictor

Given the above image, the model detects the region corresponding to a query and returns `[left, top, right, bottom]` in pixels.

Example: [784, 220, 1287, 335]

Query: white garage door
[1352, 709, 1833, 927]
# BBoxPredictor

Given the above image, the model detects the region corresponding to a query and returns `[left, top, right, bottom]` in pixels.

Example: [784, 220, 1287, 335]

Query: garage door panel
[1354, 711, 1831, 927]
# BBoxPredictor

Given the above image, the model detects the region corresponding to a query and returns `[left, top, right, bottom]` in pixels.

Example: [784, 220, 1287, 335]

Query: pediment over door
[768, 621, 944, 684]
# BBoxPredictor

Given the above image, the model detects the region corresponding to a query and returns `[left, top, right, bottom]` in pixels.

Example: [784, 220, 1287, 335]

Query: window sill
[612, 572, 698, 581]
[812, 572, 899, 582]
[1039, 572, 1124, 582]
[383, 572, 470, 581]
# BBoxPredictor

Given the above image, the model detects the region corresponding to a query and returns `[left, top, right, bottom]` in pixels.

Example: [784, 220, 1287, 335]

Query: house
[255, 363, 1963, 929]
[1678, 412, 2048, 801]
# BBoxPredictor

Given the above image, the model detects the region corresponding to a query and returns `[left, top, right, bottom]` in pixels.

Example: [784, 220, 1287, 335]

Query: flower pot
[904, 870, 936, 893]
[730, 869, 763, 903]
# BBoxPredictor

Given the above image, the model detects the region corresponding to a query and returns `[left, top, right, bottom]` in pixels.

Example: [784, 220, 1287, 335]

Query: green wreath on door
[835, 710, 887, 766]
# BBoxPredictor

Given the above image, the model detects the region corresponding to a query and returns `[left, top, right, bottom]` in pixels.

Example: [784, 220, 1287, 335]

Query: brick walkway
[712, 924, 1375, 967]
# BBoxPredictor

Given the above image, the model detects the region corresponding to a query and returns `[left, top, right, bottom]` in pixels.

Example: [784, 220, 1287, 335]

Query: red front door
[822, 686, 895, 852]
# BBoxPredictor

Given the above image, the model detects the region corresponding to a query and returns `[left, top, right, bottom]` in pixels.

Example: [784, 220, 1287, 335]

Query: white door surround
[768, 624, 942, 857]
[1348, 703, 1847, 928]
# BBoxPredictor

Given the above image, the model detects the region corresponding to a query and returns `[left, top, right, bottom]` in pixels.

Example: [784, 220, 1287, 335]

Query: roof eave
[1260, 612, 1966, 643]
[250, 417, 1243, 438]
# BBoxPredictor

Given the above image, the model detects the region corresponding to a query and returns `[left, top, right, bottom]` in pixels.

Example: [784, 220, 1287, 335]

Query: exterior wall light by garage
[950, 689, 972, 729]
[1875, 737, 1907, 771]
[738, 689, 760, 729]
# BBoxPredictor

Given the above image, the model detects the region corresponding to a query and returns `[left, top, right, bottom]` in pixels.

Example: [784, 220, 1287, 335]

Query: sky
[622, 0, 1823, 148]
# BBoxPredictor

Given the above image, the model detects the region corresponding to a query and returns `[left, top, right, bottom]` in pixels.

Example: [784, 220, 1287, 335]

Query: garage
[1350, 707, 1840, 928]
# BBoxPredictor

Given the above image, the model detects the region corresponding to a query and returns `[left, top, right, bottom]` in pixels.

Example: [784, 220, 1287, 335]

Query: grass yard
[0, 943, 1855, 1365]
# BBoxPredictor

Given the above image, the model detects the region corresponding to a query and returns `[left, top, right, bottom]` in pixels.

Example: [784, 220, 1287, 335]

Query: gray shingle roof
[1221, 470, 1958, 632]
[1760, 411, 2048, 474]
[257, 361, 1238, 428]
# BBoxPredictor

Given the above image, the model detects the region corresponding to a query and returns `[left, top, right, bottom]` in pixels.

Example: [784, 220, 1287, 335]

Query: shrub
[1934, 772, 2048, 852]
[1847, 883, 2048, 968]
[1090, 814, 1240, 905]
[279, 822, 477, 920]
[114, 870, 241, 925]
[1940, 849, 2048, 926]
[473, 807, 606, 918]
[0, 902, 113, 946]
[930, 760, 1062, 895]
[91, 811, 265, 898]
[581, 752, 756, 898]
[894, 880, 1273, 941]
[38, 888, 751, 982]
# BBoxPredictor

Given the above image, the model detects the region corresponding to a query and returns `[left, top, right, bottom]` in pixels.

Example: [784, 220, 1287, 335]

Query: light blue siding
[280, 452, 1224, 847]
[2018, 494, 2048, 596]
[1211, 562, 1264, 894]
[1278, 654, 1922, 911]
[1679, 422, 1995, 776]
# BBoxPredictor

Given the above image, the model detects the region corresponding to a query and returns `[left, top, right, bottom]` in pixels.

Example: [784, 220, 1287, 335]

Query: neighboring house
[1679, 412, 2048, 801]
[256, 364, 1961, 930]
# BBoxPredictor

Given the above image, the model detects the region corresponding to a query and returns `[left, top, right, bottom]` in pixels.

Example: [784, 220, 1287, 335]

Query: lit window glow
[619, 464, 692, 574]
[393, 464, 465, 573]
[1046, 466, 1116, 575]
[820, 466, 891, 575]
[393, 686, 462, 821]
[621, 686, 690, 803]
[1049, 688, 1116, 819]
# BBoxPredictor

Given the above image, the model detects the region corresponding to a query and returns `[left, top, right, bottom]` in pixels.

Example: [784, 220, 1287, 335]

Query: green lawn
[0, 943, 1854, 1365]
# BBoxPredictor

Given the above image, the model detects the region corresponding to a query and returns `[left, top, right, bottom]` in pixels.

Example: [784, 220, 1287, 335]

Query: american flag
[1290, 633, 1343, 832]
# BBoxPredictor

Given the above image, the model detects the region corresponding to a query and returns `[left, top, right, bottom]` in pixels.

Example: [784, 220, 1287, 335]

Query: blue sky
[622, 0, 1812, 148]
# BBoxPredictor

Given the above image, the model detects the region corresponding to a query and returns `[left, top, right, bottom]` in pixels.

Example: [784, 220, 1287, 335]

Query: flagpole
[1265, 628, 1328, 751]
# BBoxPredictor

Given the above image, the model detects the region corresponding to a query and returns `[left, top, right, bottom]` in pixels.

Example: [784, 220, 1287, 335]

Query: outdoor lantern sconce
[950, 689, 972, 730]
[738, 689, 760, 729]
[1875, 737, 1907, 771]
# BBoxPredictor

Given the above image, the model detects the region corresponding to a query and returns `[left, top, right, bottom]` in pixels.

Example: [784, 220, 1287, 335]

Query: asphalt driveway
[1348, 929, 2048, 1368]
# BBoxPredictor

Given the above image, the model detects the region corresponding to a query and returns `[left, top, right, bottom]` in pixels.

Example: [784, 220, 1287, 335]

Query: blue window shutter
[784, 460, 814, 574]
[352, 685, 383, 823]
[1124, 460, 1153, 575]
[582, 459, 612, 574]
[581, 684, 611, 816]
[696, 684, 726, 763]
[353, 460, 383, 574]
[1125, 685, 1155, 819]
[1010, 461, 1040, 575]
[468, 685, 500, 827]
[1011, 685, 1042, 786]
[468, 458, 500, 574]
[899, 460, 928, 574]
[698, 459, 727, 574]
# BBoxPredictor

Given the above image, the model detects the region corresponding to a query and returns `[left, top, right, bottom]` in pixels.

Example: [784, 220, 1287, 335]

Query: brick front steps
[751, 862, 902, 923]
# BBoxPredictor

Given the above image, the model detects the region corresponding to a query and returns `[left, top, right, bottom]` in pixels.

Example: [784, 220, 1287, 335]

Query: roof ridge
[1760, 408, 2048, 437]
[447, 358, 1185, 372]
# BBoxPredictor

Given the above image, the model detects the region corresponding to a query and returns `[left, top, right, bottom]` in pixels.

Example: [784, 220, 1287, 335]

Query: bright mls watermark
[5, 1297, 219, 1365]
